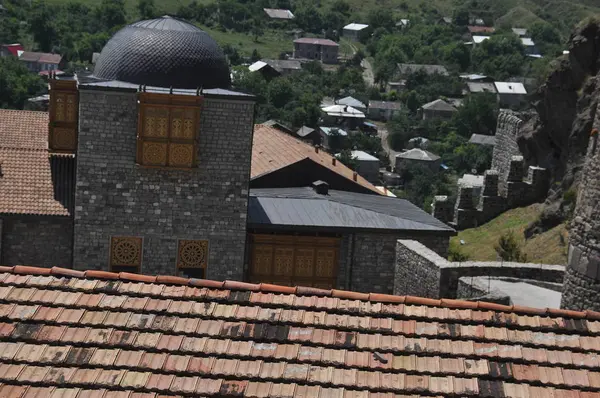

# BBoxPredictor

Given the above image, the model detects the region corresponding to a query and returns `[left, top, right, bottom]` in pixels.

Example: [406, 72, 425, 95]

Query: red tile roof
[0, 265, 598, 397]
[0, 110, 69, 216]
[252, 124, 381, 194]
[467, 26, 495, 34]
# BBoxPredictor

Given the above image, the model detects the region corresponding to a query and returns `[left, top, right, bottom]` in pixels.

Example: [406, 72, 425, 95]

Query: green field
[451, 204, 568, 265]
[200, 26, 292, 58]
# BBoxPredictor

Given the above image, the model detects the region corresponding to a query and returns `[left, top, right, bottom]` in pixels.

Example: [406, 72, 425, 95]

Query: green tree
[29, 1, 57, 52]
[338, 149, 358, 170]
[495, 231, 528, 262]
[267, 78, 294, 108]
[452, 92, 498, 136]
[367, 9, 394, 31]
[137, 0, 156, 19]
[453, 9, 470, 26]
[251, 18, 265, 43]
[97, 0, 127, 30]
[472, 34, 525, 79]
[0, 57, 45, 109]
[442, 42, 471, 71]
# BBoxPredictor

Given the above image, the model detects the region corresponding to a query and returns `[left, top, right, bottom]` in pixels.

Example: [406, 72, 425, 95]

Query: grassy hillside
[451, 204, 568, 265]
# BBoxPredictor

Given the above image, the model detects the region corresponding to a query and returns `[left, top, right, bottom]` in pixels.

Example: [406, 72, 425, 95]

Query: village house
[18, 51, 64, 73]
[420, 99, 457, 120]
[368, 100, 401, 121]
[0, 43, 22, 57]
[467, 25, 495, 36]
[321, 104, 365, 129]
[494, 81, 527, 107]
[293, 37, 339, 64]
[342, 23, 368, 41]
[395, 148, 442, 172]
[521, 37, 538, 55]
[338, 150, 380, 183]
[466, 81, 497, 94]
[469, 133, 496, 146]
[512, 27, 528, 37]
[319, 126, 348, 149]
[294, 125, 320, 145]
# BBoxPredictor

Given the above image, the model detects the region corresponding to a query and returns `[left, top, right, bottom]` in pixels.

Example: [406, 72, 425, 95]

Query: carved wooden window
[49, 79, 79, 152]
[177, 239, 208, 279]
[137, 92, 202, 168]
[109, 236, 143, 273]
[248, 234, 339, 289]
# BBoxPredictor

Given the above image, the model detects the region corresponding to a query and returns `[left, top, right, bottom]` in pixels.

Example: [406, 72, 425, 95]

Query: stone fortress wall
[433, 110, 550, 230]
[561, 122, 600, 310]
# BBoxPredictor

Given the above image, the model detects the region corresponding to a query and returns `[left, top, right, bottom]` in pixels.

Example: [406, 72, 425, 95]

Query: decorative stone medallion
[177, 240, 208, 269]
[110, 237, 143, 270]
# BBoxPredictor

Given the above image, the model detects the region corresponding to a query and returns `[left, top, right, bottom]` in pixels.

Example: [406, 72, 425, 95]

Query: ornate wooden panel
[141, 142, 168, 166]
[177, 240, 208, 269]
[49, 79, 79, 153]
[110, 236, 143, 272]
[169, 143, 194, 168]
[248, 234, 339, 288]
[137, 92, 202, 168]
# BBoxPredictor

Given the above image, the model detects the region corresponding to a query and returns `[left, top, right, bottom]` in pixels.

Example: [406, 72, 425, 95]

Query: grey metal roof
[296, 126, 315, 137]
[397, 148, 440, 161]
[397, 63, 449, 76]
[469, 134, 496, 146]
[248, 187, 455, 234]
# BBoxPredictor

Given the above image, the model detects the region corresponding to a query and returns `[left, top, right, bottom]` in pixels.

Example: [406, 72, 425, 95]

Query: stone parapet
[394, 240, 564, 299]
[432, 196, 453, 224]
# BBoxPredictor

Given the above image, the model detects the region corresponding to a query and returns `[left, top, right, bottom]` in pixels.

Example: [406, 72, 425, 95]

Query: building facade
[293, 38, 339, 64]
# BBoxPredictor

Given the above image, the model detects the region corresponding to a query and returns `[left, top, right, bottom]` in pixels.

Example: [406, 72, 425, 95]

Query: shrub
[494, 231, 527, 262]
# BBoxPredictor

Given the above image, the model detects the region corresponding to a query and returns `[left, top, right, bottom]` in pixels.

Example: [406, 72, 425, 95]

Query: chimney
[315, 146, 319, 153]
[353, 172, 358, 181]
[312, 180, 329, 195]
[332, 158, 336, 166]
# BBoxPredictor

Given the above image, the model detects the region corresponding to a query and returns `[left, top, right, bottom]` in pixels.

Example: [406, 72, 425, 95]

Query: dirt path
[345, 39, 375, 87]
[377, 126, 398, 166]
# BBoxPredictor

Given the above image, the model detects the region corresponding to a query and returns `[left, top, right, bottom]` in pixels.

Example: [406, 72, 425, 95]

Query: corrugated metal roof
[521, 37, 535, 46]
[397, 148, 440, 161]
[420, 99, 457, 112]
[322, 104, 365, 118]
[336, 96, 366, 109]
[467, 81, 497, 93]
[249, 187, 455, 233]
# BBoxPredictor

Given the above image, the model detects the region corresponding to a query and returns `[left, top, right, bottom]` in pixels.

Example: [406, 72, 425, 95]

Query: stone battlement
[433, 111, 550, 230]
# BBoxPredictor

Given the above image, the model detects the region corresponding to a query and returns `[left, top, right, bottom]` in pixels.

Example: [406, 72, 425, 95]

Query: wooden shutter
[49, 79, 79, 152]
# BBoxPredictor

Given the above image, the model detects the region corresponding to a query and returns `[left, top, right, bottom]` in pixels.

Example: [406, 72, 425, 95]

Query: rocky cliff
[518, 19, 600, 230]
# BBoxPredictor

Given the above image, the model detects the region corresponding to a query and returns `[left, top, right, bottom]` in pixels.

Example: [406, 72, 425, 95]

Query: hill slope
[451, 204, 568, 265]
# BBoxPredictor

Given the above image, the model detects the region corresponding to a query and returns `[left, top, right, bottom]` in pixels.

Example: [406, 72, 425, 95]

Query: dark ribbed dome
[93, 16, 230, 89]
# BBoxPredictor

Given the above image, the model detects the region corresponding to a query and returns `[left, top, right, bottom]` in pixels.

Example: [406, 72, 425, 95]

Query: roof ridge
[1, 264, 596, 320]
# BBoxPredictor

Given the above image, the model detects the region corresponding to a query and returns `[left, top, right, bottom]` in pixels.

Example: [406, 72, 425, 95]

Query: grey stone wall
[431, 196, 453, 224]
[394, 240, 444, 298]
[73, 89, 255, 280]
[562, 131, 600, 311]
[492, 111, 522, 195]
[394, 239, 564, 298]
[1, 217, 72, 267]
[338, 233, 450, 294]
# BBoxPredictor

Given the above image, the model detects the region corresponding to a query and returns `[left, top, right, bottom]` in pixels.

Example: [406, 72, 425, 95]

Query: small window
[110, 236, 143, 273]
[177, 240, 208, 278]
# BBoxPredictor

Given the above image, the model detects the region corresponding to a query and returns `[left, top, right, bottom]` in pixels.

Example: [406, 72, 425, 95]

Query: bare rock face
[518, 20, 600, 188]
[518, 19, 600, 235]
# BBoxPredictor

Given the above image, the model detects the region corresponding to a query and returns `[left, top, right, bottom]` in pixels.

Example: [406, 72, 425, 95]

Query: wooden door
[248, 234, 340, 289]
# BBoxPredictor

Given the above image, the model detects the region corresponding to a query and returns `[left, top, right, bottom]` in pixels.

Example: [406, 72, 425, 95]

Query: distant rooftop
[458, 173, 485, 187]
[421, 99, 457, 112]
[467, 81, 497, 93]
[512, 28, 528, 36]
[469, 133, 496, 146]
[467, 25, 494, 34]
[320, 127, 348, 137]
[294, 37, 339, 46]
[397, 148, 441, 162]
[322, 104, 365, 118]
[521, 37, 535, 47]
[343, 23, 369, 31]
[472, 35, 490, 44]
[336, 96, 366, 109]
[263, 8, 295, 19]
[344, 150, 379, 162]
[494, 81, 527, 95]
[295, 126, 315, 137]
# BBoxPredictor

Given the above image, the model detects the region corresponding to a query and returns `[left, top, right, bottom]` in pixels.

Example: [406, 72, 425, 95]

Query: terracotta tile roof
[252, 124, 381, 194]
[0, 265, 599, 397]
[0, 110, 49, 149]
[0, 110, 71, 216]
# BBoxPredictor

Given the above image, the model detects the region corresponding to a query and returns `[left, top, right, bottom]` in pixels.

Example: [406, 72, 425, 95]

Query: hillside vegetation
[451, 204, 568, 265]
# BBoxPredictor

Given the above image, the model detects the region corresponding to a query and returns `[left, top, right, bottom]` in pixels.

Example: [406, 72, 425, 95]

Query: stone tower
[561, 128, 600, 311]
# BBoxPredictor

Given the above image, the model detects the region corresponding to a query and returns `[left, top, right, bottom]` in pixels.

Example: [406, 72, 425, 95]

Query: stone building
[293, 38, 339, 64]
[1, 16, 255, 281]
[561, 129, 600, 311]
[0, 16, 454, 295]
